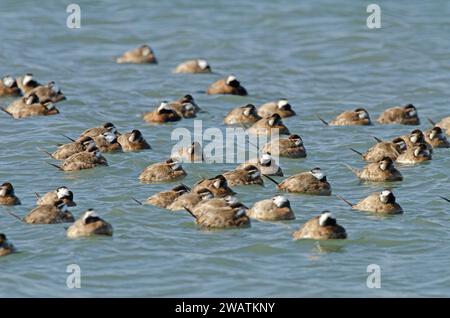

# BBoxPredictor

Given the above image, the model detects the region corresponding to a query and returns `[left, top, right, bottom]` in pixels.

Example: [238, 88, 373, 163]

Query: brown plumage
[224, 104, 261, 125]
[24, 81, 65, 104]
[0, 234, 15, 257]
[36, 186, 76, 207]
[117, 130, 151, 152]
[55, 144, 108, 172]
[276, 168, 331, 195]
[139, 158, 186, 183]
[377, 104, 420, 125]
[24, 200, 74, 224]
[186, 202, 251, 229]
[143, 101, 182, 123]
[51, 136, 96, 160]
[351, 138, 406, 162]
[293, 212, 347, 240]
[236, 153, 283, 176]
[0, 182, 21, 205]
[247, 195, 295, 221]
[397, 129, 432, 151]
[16, 73, 40, 94]
[257, 99, 296, 118]
[169, 95, 200, 118]
[191, 175, 236, 198]
[92, 132, 122, 153]
[338, 189, 403, 214]
[145, 184, 191, 208]
[322, 108, 371, 126]
[0, 75, 21, 96]
[247, 114, 290, 136]
[166, 188, 213, 211]
[223, 165, 264, 187]
[396, 144, 432, 164]
[261, 134, 307, 158]
[174, 59, 211, 73]
[67, 210, 113, 238]
[346, 157, 403, 182]
[172, 142, 204, 163]
[424, 127, 449, 148]
[207, 75, 247, 95]
[434, 116, 450, 135]
[79, 122, 119, 139]
[116, 45, 157, 64]
[3, 94, 59, 119]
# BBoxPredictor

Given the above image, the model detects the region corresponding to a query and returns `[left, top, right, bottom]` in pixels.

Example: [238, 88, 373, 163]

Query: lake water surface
[1, 0, 450, 297]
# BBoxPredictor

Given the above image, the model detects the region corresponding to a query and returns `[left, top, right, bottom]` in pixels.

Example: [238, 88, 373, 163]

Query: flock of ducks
[1, 43, 450, 258]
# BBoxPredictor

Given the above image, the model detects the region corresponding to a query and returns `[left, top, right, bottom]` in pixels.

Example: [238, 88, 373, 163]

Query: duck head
[355, 108, 370, 120]
[310, 167, 327, 182]
[0, 182, 14, 197]
[319, 211, 337, 227]
[379, 189, 396, 204]
[273, 195, 290, 208]
[379, 157, 394, 171]
[129, 130, 143, 143]
[404, 104, 418, 118]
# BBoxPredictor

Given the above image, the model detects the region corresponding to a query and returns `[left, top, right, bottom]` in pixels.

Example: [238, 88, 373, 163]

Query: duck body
[60, 149, 108, 172]
[247, 196, 295, 221]
[51, 137, 95, 160]
[223, 165, 264, 187]
[224, 104, 261, 125]
[349, 158, 403, 182]
[353, 192, 403, 214]
[293, 212, 347, 240]
[0, 76, 21, 96]
[191, 175, 236, 197]
[67, 210, 113, 238]
[257, 99, 296, 118]
[0, 182, 21, 205]
[139, 159, 186, 183]
[116, 45, 157, 64]
[145, 185, 190, 208]
[328, 108, 371, 126]
[24, 202, 74, 224]
[0, 234, 15, 257]
[277, 170, 331, 195]
[174, 59, 211, 73]
[262, 135, 306, 158]
[377, 104, 420, 125]
[424, 127, 449, 148]
[207, 75, 247, 95]
[247, 114, 290, 136]
[117, 130, 151, 152]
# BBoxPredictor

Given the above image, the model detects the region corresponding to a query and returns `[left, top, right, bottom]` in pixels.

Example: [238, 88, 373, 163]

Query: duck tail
[262, 174, 279, 185]
[336, 194, 354, 207]
[439, 196, 450, 203]
[131, 197, 143, 205]
[35, 192, 41, 199]
[247, 139, 260, 151]
[373, 136, 383, 143]
[342, 163, 359, 176]
[46, 162, 64, 171]
[2, 210, 24, 223]
[316, 115, 329, 126]
[428, 117, 436, 126]
[36, 147, 55, 159]
[0, 107, 13, 118]
[61, 134, 76, 142]
[183, 206, 197, 219]
[349, 148, 363, 157]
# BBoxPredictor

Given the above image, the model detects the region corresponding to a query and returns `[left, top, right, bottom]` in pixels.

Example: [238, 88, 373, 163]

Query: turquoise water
[1, 0, 450, 297]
